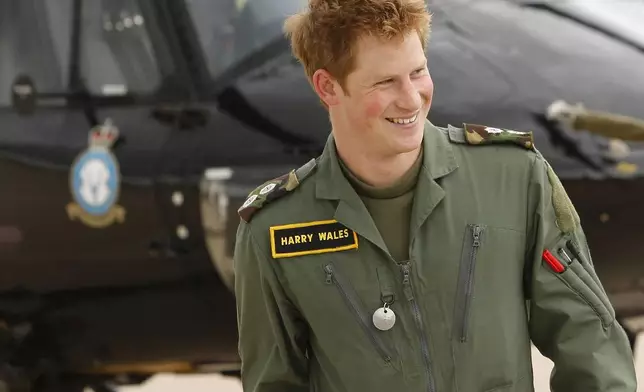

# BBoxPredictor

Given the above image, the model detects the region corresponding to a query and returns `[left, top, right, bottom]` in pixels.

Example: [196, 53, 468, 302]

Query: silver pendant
[372, 303, 396, 331]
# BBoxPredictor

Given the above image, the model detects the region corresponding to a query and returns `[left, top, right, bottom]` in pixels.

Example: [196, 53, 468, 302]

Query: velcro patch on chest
[270, 220, 358, 259]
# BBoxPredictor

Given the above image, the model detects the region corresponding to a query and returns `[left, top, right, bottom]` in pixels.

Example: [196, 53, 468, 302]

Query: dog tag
[372, 303, 396, 331]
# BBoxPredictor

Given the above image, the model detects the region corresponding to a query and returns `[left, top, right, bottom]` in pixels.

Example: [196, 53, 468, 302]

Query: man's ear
[312, 69, 342, 106]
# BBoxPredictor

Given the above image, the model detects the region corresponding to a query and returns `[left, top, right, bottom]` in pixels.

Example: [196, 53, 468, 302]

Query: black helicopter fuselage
[1, 0, 644, 389]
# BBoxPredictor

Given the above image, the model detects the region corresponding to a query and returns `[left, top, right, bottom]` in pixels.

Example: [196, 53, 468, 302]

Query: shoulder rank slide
[270, 220, 358, 259]
[238, 158, 317, 223]
[464, 123, 534, 150]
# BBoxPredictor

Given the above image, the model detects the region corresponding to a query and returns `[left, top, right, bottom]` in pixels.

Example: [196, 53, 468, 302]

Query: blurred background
[1, 0, 644, 390]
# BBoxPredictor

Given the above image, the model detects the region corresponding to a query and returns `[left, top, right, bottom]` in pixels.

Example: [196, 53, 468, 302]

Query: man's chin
[392, 130, 424, 154]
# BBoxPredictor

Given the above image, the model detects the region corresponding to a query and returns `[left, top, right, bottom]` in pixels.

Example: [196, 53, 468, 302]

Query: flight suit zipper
[456, 224, 483, 343]
[324, 264, 392, 363]
[401, 262, 436, 392]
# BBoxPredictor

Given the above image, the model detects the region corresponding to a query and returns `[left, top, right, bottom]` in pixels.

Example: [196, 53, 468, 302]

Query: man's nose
[397, 79, 422, 111]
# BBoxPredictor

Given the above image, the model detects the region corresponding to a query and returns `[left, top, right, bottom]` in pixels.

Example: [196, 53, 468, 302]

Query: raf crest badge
[66, 120, 126, 228]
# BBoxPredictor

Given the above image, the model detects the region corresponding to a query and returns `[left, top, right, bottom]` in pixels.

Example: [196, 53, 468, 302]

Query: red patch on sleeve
[542, 250, 565, 273]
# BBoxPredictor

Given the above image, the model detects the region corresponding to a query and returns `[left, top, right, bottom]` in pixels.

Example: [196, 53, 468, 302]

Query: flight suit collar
[314, 120, 459, 258]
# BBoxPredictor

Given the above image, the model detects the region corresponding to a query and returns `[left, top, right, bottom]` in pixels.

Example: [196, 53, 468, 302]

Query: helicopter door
[0, 0, 101, 291]
[0, 0, 193, 292]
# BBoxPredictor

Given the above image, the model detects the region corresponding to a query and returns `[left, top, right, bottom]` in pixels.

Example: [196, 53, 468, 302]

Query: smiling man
[232, 1, 637, 391]
[318, 29, 433, 190]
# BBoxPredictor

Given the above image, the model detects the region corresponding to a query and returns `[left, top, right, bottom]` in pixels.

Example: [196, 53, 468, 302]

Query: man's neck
[336, 142, 422, 188]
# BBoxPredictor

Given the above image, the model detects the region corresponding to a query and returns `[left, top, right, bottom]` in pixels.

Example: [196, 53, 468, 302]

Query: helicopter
[1, 0, 644, 390]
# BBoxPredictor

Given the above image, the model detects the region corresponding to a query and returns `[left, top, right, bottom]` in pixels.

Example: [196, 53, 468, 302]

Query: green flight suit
[233, 120, 636, 392]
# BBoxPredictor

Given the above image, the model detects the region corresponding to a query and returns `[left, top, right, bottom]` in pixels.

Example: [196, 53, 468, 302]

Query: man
[233, 0, 637, 391]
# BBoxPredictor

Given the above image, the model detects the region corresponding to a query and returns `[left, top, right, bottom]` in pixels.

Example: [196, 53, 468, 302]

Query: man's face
[332, 32, 434, 156]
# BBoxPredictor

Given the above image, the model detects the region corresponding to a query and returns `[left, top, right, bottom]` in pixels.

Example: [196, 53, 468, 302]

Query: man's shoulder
[436, 122, 540, 169]
[439, 123, 536, 151]
[237, 158, 319, 224]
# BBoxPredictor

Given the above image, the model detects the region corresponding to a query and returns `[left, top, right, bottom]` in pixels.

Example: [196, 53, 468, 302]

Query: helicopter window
[80, 0, 162, 96]
[185, 0, 307, 78]
[0, 0, 164, 106]
[0, 0, 72, 106]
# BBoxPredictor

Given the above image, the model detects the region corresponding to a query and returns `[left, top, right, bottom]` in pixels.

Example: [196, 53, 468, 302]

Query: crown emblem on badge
[88, 119, 119, 148]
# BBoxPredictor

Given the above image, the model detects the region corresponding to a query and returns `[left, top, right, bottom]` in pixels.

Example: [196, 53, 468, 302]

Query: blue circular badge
[71, 148, 120, 216]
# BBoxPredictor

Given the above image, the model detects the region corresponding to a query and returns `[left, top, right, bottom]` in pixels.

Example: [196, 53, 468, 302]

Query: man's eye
[377, 79, 393, 86]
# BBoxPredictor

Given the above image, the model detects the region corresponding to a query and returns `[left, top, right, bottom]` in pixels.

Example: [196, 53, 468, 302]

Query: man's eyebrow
[372, 60, 428, 82]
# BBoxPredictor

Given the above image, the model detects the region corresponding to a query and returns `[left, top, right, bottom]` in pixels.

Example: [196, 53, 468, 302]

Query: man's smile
[386, 113, 419, 125]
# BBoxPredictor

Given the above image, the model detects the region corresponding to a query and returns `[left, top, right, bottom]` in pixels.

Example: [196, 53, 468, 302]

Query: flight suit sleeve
[525, 153, 637, 392]
[233, 221, 310, 392]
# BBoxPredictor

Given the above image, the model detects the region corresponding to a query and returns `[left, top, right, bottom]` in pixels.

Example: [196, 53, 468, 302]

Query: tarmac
[119, 334, 644, 391]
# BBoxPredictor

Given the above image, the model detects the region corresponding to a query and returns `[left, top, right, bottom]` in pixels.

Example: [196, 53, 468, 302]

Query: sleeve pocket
[567, 259, 615, 324]
[542, 236, 615, 329]
[554, 267, 615, 328]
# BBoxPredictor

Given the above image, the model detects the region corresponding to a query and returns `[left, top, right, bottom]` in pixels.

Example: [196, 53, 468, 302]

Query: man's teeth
[387, 114, 418, 124]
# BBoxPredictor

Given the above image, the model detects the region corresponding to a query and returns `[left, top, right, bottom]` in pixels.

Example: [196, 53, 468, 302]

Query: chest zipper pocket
[454, 224, 485, 342]
[324, 263, 392, 364]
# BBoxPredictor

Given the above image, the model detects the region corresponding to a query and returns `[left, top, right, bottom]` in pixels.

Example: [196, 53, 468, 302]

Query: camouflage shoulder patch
[238, 158, 317, 223]
[463, 123, 535, 150]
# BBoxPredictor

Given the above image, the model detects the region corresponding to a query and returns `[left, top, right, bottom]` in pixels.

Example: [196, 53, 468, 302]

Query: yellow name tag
[270, 220, 358, 259]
